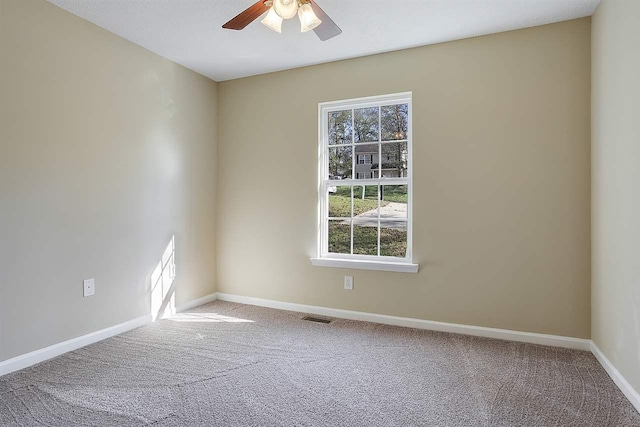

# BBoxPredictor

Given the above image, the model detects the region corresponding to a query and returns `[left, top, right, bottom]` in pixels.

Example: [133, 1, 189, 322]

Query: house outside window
[312, 92, 417, 273]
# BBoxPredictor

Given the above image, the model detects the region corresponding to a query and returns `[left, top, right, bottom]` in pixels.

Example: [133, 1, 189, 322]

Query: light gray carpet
[1, 301, 639, 426]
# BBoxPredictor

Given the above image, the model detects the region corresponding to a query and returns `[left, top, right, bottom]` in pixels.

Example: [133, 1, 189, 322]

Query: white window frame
[310, 92, 418, 273]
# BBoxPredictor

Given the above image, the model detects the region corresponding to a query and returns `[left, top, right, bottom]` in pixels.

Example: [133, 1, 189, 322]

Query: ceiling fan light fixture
[273, 0, 298, 19]
[298, 3, 321, 32]
[261, 7, 283, 33]
[222, 0, 341, 41]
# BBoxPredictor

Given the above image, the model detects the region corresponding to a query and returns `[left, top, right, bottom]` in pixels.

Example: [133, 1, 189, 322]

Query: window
[358, 154, 372, 165]
[311, 92, 417, 273]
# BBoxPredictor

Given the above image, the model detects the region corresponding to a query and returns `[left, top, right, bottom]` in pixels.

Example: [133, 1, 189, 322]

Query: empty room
[1, 0, 639, 425]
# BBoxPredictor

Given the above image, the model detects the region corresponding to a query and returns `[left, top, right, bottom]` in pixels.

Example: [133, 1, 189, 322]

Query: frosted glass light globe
[273, 0, 298, 20]
[261, 8, 283, 33]
[298, 3, 321, 32]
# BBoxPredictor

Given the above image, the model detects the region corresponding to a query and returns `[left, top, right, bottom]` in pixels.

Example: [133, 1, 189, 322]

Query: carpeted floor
[1, 301, 639, 426]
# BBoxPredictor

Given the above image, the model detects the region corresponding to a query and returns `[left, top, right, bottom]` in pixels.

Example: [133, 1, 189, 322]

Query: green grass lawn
[328, 223, 407, 257]
[381, 185, 408, 203]
[329, 185, 408, 217]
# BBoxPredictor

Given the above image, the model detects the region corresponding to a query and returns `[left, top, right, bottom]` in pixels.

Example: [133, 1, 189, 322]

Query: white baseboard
[176, 292, 217, 313]
[215, 292, 591, 351]
[0, 314, 151, 377]
[0, 292, 219, 378]
[591, 341, 640, 413]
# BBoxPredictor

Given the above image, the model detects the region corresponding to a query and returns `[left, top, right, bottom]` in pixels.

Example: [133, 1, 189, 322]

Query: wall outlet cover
[344, 276, 354, 290]
[83, 278, 95, 297]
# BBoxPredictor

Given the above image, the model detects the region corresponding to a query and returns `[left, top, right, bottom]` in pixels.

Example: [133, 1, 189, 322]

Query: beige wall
[217, 19, 592, 338]
[0, 1, 593, 365]
[592, 0, 640, 394]
[0, 0, 217, 362]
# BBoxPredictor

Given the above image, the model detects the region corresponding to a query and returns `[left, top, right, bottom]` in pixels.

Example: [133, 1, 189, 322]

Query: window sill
[310, 258, 419, 273]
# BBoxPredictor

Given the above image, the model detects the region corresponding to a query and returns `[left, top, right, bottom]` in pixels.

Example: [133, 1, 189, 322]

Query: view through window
[319, 92, 412, 261]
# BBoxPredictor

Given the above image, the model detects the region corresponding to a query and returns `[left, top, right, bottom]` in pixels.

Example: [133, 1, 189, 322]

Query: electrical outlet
[344, 276, 353, 290]
[83, 278, 95, 297]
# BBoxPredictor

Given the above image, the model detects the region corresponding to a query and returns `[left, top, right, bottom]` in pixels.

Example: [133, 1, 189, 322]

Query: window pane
[328, 146, 352, 179]
[328, 186, 351, 218]
[354, 143, 378, 179]
[380, 142, 408, 178]
[381, 103, 408, 141]
[380, 222, 407, 257]
[354, 107, 379, 143]
[328, 220, 351, 254]
[382, 184, 408, 203]
[352, 185, 378, 216]
[328, 110, 352, 145]
[353, 221, 378, 255]
[380, 185, 407, 221]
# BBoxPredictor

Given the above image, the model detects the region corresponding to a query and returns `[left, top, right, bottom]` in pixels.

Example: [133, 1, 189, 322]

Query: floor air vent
[302, 315, 332, 324]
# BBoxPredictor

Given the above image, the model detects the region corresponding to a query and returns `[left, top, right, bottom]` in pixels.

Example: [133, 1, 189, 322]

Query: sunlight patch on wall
[151, 236, 176, 321]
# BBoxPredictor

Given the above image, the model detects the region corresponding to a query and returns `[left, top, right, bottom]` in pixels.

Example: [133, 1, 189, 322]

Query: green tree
[353, 107, 379, 142]
[328, 110, 353, 178]
[381, 104, 409, 177]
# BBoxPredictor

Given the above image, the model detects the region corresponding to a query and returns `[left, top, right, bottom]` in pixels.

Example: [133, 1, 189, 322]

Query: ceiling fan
[222, 0, 342, 41]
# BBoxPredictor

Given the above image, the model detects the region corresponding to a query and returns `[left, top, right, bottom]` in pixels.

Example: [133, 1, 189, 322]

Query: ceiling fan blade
[310, 1, 342, 41]
[222, 0, 270, 30]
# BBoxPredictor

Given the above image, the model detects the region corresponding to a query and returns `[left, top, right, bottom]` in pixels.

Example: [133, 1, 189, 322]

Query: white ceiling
[47, 0, 600, 82]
